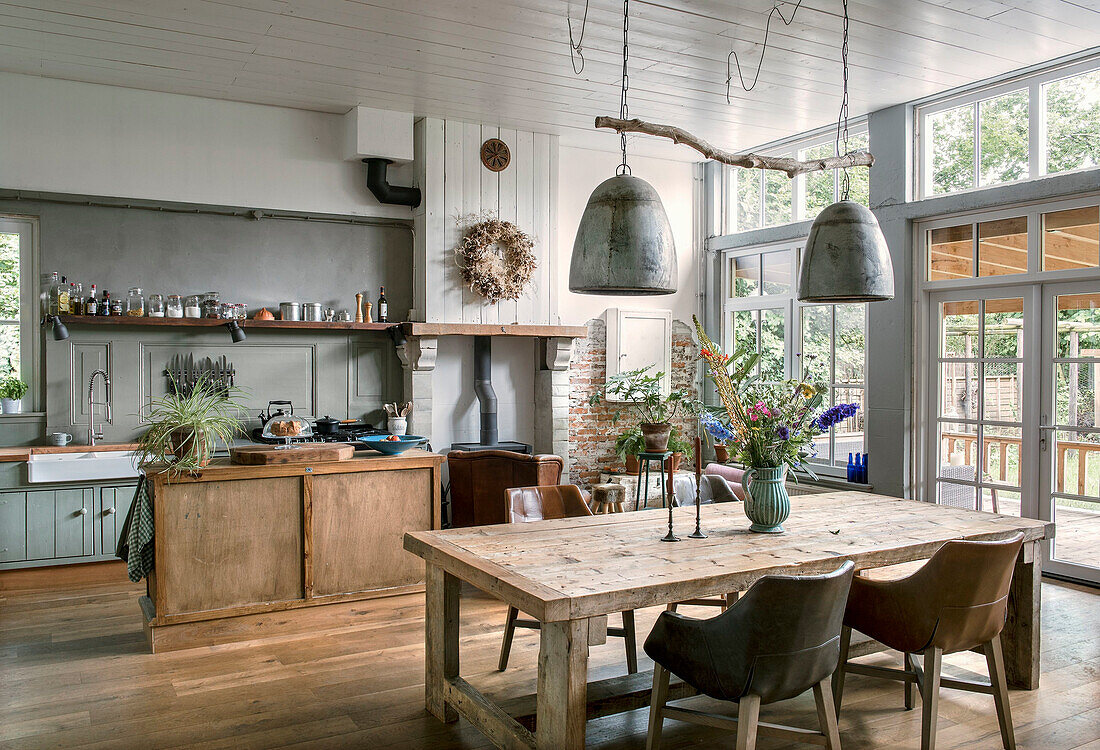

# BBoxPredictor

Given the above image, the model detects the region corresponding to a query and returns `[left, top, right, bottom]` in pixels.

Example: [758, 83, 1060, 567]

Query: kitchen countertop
[0, 443, 142, 462]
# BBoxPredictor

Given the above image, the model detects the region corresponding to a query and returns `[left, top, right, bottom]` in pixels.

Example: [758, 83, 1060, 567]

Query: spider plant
[135, 376, 247, 475]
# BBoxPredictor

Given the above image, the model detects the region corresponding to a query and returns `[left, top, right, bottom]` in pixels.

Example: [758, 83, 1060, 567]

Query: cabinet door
[606, 308, 673, 396]
[0, 491, 27, 563]
[27, 489, 94, 560]
[99, 486, 134, 555]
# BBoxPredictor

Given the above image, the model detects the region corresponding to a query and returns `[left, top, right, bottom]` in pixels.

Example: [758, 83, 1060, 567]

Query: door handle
[104, 506, 117, 515]
[77, 507, 88, 516]
[1039, 424, 1056, 451]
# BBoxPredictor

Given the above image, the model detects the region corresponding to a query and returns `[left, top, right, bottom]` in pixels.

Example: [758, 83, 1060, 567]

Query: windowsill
[0, 411, 45, 419]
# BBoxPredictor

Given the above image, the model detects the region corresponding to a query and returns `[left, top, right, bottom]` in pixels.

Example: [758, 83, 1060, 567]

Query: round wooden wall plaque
[480, 138, 511, 172]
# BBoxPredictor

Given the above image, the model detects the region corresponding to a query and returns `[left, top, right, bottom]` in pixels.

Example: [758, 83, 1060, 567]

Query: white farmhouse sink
[27, 451, 141, 484]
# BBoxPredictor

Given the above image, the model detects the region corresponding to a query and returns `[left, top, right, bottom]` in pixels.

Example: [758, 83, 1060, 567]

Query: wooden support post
[1003, 541, 1041, 689]
[425, 564, 460, 723]
[537, 618, 589, 750]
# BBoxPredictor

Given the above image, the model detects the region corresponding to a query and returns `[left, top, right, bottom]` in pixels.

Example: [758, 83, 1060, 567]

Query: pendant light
[568, 0, 677, 296]
[797, 0, 893, 303]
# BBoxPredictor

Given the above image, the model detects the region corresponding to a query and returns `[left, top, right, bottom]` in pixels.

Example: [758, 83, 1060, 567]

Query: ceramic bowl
[357, 434, 427, 455]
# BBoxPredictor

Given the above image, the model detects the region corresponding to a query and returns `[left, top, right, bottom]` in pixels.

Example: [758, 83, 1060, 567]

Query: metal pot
[279, 302, 301, 321]
[314, 415, 341, 436]
[302, 303, 324, 322]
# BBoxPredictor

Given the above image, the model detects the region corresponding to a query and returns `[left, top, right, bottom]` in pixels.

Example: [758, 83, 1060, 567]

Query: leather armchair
[497, 485, 638, 674]
[834, 534, 1024, 750]
[645, 561, 855, 750]
[446, 450, 563, 527]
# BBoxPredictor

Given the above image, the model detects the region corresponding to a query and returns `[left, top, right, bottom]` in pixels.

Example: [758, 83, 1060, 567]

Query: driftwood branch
[595, 116, 874, 177]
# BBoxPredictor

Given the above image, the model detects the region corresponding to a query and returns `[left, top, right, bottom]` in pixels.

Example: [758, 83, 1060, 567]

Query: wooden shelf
[56, 316, 396, 332]
[55, 317, 589, 338]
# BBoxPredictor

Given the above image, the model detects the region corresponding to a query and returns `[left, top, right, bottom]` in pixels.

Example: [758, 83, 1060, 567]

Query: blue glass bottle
[846, 453, 855, 483]
[860, 453, 869, 484]
[853, 453, 863, 484]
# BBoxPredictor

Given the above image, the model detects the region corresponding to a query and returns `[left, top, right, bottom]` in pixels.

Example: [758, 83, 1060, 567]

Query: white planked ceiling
[0, 0, 1098, 157]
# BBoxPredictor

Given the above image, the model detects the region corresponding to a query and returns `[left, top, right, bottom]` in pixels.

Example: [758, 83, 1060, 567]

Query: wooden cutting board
[230, 443, 355, 465]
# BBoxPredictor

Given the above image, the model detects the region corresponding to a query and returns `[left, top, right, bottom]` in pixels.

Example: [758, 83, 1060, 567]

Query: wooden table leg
[537, 618, 590, 750]
[425, 564, 460, 723]
[1003, 540, 1041, 690]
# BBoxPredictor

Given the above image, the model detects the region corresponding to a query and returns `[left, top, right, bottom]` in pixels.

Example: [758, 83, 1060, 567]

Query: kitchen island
[141, 448, 443, 652]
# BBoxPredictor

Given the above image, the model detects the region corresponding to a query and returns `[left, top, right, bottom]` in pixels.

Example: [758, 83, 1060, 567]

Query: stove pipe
[473, 336, 498, 447]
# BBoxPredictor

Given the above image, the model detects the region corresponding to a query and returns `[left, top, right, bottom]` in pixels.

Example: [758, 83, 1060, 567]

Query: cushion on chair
[705, 463, 747, 500]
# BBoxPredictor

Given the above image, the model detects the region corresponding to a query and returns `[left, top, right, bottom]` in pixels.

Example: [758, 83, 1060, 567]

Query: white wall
[0, 72, 412, 218]
[555, 146, 700, 326]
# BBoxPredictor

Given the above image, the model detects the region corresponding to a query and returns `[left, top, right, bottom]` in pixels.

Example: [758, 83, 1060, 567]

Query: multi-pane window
[731, 126, 871, 233]
[722, 241, 867, 473]
[0, 219, 32, 383]
[919, 60, 1100, 198]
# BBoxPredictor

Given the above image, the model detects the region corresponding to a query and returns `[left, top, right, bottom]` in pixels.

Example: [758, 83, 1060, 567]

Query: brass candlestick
[689, 435, 707, 538]
[355, 293, 364, 323]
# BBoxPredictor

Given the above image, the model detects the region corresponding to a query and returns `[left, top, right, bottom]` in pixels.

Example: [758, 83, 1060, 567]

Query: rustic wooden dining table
[403, 492, 1053, 750]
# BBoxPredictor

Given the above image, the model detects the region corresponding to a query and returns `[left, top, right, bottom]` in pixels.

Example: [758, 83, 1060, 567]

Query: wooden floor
[1, 568, 1098, 749]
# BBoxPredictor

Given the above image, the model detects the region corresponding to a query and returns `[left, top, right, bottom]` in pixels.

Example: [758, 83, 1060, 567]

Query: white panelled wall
[413, 118, 557, 325]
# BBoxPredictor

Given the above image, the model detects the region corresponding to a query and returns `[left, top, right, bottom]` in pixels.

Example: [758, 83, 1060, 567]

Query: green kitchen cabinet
[26, 488, 94, 560]
[98, 486, 134, 555]
[0, 492, 27, 563]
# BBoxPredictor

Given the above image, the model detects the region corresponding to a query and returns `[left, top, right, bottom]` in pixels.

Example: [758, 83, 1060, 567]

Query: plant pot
[167, 427, 211, 468]
[742, 465, 790, 534]
[713, 444, 729, 463]
[640, 422, 672, 452]
[665, 452, 683, 473]
[1, 398, 22, 414]
[625, 454, 640, 474]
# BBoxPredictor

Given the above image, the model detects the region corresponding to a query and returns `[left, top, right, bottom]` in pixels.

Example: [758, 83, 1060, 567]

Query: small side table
[635, 451, 672, 510]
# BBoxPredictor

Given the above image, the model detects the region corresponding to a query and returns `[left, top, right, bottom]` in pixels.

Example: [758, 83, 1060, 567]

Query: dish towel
[116, 475, 155, 583]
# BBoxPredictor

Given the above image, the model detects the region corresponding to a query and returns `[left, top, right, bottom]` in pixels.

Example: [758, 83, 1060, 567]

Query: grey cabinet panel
[26, 489, 94, 560]
[0, 492, 27, 562]
[99, 485, 135, 556]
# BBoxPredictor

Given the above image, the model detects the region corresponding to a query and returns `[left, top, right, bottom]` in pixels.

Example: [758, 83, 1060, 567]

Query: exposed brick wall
[569, 318, 701, 488]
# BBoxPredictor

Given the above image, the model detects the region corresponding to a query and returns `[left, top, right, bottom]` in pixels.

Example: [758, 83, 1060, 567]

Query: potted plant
[135, 377, 246, 474]
[695, 316, 857, 534]
[589, 365, 689, 452]
[701, 412, 736, 463]
[665, 426, 695, 473]
[615, 426, 646, 473]
[0, 376, 28, 414]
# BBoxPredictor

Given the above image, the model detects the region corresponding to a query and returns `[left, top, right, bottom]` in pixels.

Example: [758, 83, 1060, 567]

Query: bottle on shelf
[41, 271, 58, 317]
[71, 281, 82, 315]
[377, 285, 388, 323]
[109, 293, 123, 317]
[100, 290, 111, 316]
[47, 273, 61, 316]
[85, 284, 98, 316]
[56, 276, 69, 317]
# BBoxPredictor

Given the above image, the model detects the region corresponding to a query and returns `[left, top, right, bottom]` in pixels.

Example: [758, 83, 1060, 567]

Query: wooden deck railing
[942, 432, 1100, 495]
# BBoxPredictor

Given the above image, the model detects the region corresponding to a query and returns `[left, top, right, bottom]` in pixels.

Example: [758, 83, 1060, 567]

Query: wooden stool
[593, 483, 626, 513]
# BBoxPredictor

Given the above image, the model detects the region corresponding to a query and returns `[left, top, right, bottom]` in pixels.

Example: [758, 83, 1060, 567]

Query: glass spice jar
[166, 295, 184, 318]
[125, 287, 145, 317]
[184, 295, 202, 318]
[148, 294, 165, 317]
[201, 292, 221, 319]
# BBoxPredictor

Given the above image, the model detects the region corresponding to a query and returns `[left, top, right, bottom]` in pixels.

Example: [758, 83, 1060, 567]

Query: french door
[928, 283, 1100, 584]
[1040, 281, 1100, 583]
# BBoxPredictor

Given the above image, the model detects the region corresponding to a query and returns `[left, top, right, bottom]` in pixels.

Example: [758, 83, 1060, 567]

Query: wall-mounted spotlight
[43, 315, 69, 341]
[225, 320, 246, 343]
[387, 324, 407, 349]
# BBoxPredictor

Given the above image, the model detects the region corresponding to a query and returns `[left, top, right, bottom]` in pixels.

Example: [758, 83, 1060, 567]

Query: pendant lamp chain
[835, 0, 851, 200]
[617, 0, 631, 176]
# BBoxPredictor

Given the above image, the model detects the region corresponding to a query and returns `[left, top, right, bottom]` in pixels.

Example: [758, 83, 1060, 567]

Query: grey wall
[2, 195, 412, 317]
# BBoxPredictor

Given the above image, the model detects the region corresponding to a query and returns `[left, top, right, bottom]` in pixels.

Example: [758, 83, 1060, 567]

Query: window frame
[916, 56, 1100, 200]
[726, 119, 870, 233]
[0, 215, 41, 413]
[720, 238, 868, 478]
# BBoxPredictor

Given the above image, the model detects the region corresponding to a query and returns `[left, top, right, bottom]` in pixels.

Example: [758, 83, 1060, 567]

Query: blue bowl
[357, 434, 427, 455]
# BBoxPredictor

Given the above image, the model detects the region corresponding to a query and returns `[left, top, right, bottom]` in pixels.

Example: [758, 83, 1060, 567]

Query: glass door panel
[1041, 284, 1100, 583]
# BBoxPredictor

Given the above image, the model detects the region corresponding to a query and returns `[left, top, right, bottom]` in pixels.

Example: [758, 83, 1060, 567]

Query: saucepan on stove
[314, 415, 341, 436]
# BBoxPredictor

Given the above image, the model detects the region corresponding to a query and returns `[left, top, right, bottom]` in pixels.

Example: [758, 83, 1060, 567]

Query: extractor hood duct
[363, 158, 421, 208]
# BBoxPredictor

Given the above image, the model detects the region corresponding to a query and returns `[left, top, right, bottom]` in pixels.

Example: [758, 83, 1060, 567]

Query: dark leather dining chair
[833, 533, 1024, 750]
[497, 485, 638, 674]
[446, 450, 563, 527]
[645, 561, 855, 750]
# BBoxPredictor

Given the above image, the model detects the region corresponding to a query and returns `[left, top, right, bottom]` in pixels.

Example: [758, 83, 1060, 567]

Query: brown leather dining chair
[446, 450, 564, 527]
[497, 485, 638, 674]
[645, 561, 855, 750]
[833, 533, 1024, 750]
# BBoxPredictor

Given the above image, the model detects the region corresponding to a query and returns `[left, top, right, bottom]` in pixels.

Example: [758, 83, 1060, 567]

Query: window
[722, 240, 867, 473]
[918, 58, 1100, 198]
[0, 217, 36, 390]
[730, 124, 870, 233]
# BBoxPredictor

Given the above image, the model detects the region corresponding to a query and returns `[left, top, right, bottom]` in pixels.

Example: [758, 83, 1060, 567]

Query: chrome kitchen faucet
[87, 369, 112, 446]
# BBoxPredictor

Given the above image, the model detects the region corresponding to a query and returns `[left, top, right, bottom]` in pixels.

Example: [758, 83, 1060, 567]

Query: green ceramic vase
[742, 466, 789, 533]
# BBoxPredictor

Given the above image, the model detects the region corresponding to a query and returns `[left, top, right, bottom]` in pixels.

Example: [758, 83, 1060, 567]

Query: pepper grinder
[364, 300, 373, 324]
[355, 292, 364, 323]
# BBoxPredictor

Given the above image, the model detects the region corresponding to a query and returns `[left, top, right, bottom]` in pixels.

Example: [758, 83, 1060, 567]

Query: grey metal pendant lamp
[797, 0, 894, 304]
[568, 0, 677, 296]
